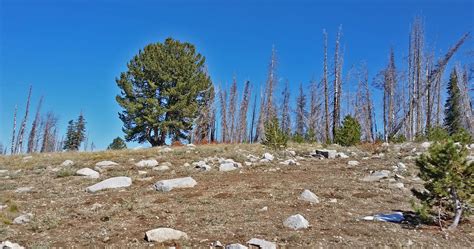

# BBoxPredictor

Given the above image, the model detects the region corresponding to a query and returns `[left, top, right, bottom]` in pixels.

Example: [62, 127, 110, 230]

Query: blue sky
[0, 0, 473, 150]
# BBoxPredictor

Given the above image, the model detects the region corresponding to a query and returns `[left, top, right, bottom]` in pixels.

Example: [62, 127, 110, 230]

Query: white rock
[183, 163, 191, 167]
[247, 238, 276, 249]
[347, 160, 359, 166]
[226, 243, 248, 249]
[247, 154, 259, 162]
[259, 206, 268, 212]
[0, 241, 25, 249]
[393, 162, 407, 172]
[193, 161, 211, 171]
[14, 187, 33, 193]
[138, 170, 148, 175]
[337, 152, 349, 159]
[94, 161, 119, 172]
[219, 162, 239, 172]
[287, 150, 296, 156]
[86, 176, 132, 193]
[13, 213, 33, 224]
[262, 153, 274, 161]
[299, 189, 320, 204]
[382, 142, 390, 147]
[145, 228, 188, 242]
[22, 156, 32, 160]
[0, 169, 8, 174]
[135, 159, 159, 168]
[244, 161, 252, 166]
[361, 170, 391, 182]
[280, 159, 299, 166]
[389, 182, 405, 189]
[0, 204, 7, 210]
[315, 149, 337, 159]
[154, 177, 197, 192]
[76, 168, 100, 179]
[469, 143, 474, 149]
[153, 165, 170, 171]
[61, 160, 74, 167]
[283, 214, 310, 230]
[421, 142, 431, 149]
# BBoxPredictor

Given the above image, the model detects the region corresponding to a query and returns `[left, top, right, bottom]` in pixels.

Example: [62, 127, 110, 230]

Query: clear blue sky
[0, 0, 473, 150]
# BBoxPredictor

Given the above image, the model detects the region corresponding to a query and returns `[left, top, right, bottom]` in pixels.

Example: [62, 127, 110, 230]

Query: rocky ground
[0, 142, 473, 248]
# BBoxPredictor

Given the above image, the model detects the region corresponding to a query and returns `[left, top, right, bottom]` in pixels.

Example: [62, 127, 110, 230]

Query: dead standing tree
[323, 29, 330, 143]
[237, 80, 251, 143]
[10, 105, 18, 155]
[15, 86, 32, 154]
[219, 87, 228, 143]
[27, 96, 43, 153]
[332, 26, 343, 140]
[280, 80, 291, 134]
[228, 77, 238, 142]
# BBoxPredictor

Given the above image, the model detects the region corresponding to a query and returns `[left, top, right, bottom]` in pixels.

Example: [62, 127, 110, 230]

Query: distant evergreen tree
[107, 137, 127, 150]
[335, 115, 361, 146]
[63, 114, 87, 151]
[262, 117, 288, 150]
[444, 69, 462, 135]
[116, 38, 213, 146]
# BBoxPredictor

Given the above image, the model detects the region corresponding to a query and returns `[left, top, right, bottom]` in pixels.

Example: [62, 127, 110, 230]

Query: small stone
[315, 149, 337, 159]
[247, 238, 276, 249]
[76, 168, 100, 179]
[211, 241, 223, 247]
[219, 162, 239, 172]
[337, 152, 349, 159]
[283, 214, 309, 230]
[135, 159, 159, 168]
[421, 142, 431, 149]
[382, 142, 390, 147]
[13, 213, 33, 224]
[280, 159, 299, 166]
[138, 170, 148, 175]
[95, 161, 119, 172]
[389, 182, 405, 189]
[22, 156, 33, 160]
[193, 161, 211, 171]
[299, 189, 320, 204]
[145, 228, 188, 242]
[393, 162, 407, 172]
[329, 198, 338, 203]
[0, 241, 25, 249]
[183, 163, 191, 167]
[153, 165, 170, 171]
[61, 160, 74, 167]
[262, 153, 274, 161]
[244, 162, 252, 166]
[226, 243, 248, 249]
[347, 160, 359, 166]
[86, 177, 132, 193]
[14, 187, 33, 193]
[154, 177, 197, 192]
[287, 150, 296, 156]
[0, 169, 8, 174]
[361, 170, 391, 182]
[259, 206, 268, 212]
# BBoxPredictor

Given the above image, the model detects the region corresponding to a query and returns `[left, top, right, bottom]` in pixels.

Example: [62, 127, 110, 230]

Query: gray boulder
[219, 162, 241, 172]
[315, 149, 337, 159]
[94, 161, 118, 172]
[347, 160, 359, 166]
[13, 213, 33, 224]
[283, 214, 310, 230]
[299, 189, 320, 204]
[361, 170, 391, 182]
[145, 227, 188, 242]
[0, 241, 25, 249]
[226, 243, 248, 249]
[76, 168, 100, 179]
[60, 160, 74, 167]
[247, 238, 276, 249]
[135, 159, 159, 168]
[154, 177, 197, 192]
[86, 176, 132, 193]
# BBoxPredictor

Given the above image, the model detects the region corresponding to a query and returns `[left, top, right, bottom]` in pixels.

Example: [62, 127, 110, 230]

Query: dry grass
[0, 143, 472, 247]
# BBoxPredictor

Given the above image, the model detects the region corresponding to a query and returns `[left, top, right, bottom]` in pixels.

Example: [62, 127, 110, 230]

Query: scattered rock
[280, 159, 300, 166]
[315, 149, 337, 159]
[393, 162, 407, 172]
[60, 160, 74, 167]
[145, 228, 188, 242]
[0, 204, 7, 210]
[219, 162, 240, 172]
[337, 152, 349, 159]
[259, 206, 268, 212]
[287, 150, 296, 156]
[299, 189, 320, 204]
[13, 213, 33, 224]
[154, 177, 197, 192]
[135, 159, 159, 168]
[153, 165, 170, 171]
[261, 153, 274, 161]
[86, 176, 132, 193]
[14, 187, 33, 193]
[0, 169, 8, 174]
[347, 160, 359, 166]
[361, 170, 391, 182]
[160, 147, 173, 153]
[283, 214, 310, 230]
[95, 161, 119, 172]
[0, 241, 25, 249]
[247, 154, 259, 162]
[138, 170, 148, 175]
[247, 238, 276, 249]
[244, 162, 252, 166]
[193, 161, 211, 171]
[329, 198, 338, 203]
[211, 241, 223, 247]
[382, 142, 390, 147]
[183, 162, 191, 167]
[389, 182, 405, 189]
[22, 156, 33, 161]
[76, 168, 100, 179]
[421, 142, 431, 149]
[226, 243, 248, 249]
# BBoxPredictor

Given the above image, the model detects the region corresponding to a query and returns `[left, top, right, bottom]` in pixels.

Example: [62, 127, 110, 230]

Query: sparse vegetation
[262, 117, 288, 149]
[335, 115, 361, 146]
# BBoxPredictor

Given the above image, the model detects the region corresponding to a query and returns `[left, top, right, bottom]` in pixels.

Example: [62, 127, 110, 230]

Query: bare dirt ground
[0, 143, 472, 248]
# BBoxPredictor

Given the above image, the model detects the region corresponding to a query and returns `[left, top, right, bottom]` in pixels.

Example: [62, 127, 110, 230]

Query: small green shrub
[292, 133, 304, 144]
[107, 137, 127, 150]
[414, 139, 473, 229]
[262, 117, 288, 150]
[451, 129, 473, 145]
[56, 168, 75, 178]
[414, 132, 427, 142]
[426, 126, 449, 142]
[389, 134, 407, 143]
[334, 115, 361, 146]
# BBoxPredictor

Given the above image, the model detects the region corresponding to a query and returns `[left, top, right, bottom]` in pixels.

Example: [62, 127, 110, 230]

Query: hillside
[0, 143, 473, 248]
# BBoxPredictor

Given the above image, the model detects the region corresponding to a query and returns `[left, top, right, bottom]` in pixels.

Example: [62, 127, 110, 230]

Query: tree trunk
[448, 188, 463, 230]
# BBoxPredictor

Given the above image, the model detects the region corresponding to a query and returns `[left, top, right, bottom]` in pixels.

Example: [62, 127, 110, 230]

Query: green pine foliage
[334, 115, 361, 146]
[444, 69, 463, 135]
[292, 133, 304, 143]
[388, 134, 407, 143]
[63, 114, 87, 151]
[262, 117, 288, 150]
[426, 126, 449, 142]
[116, 37, 213, 146]
[451, 129, 473, 145]
[107, 137, 127, 150]
[414, 140, 473, 229]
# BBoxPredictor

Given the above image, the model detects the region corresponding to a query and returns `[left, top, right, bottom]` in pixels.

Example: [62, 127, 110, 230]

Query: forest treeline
[1, 16, 472, 155]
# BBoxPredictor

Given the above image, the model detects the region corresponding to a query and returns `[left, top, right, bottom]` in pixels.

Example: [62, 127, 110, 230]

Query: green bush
[335, 115, 361, 146]
[305, 128, 317, 143]
[292, 133, 304, 144]
[262, 117, 288, 150]
[414, 139, 473, 229]
[451, 129, 473, 145]
[389, 134, 407, 143]
[426, 126, 449, 142]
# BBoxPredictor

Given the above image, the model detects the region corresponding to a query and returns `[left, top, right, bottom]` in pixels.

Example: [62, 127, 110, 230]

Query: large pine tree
[116, 38, 213, 146]
[444, 69, 462, 135]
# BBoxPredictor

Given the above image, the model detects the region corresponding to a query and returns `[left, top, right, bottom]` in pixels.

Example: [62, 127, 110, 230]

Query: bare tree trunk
[332, 25, 343, 140]
[448, 188, 463, 230]
[323, 29, 330, 143]
[250, 94, 257, 143]
[280, 80, 291, 134]
[238, 81, 251, 143]
[255, 87, 266, 142]
[27, 96, 43, 153]
[10, 105, 18, 155]
[219, 88, 228, 143]
[228, 77, 238, 142]
[15, 86, 32, 154]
